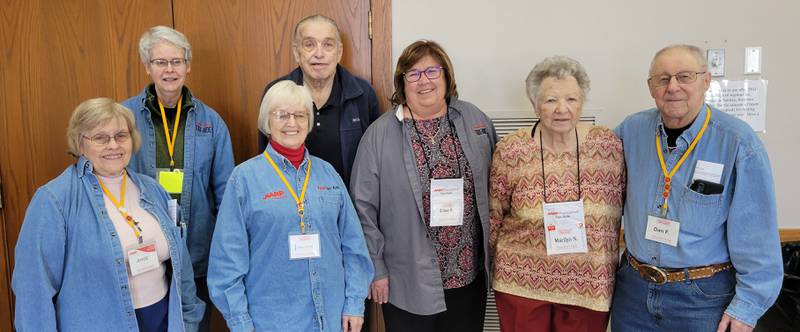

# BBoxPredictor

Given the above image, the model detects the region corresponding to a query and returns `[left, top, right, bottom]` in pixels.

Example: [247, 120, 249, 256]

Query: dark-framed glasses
[648, 71, 706, 87]
[83, 132, 131, 145]
[404, 66, 444, 83]
[149, 58, 188, 68]
[271, 111, 308, 122]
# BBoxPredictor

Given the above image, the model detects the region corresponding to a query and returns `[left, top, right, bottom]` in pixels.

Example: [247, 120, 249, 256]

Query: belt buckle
[638, 264, 668, 285]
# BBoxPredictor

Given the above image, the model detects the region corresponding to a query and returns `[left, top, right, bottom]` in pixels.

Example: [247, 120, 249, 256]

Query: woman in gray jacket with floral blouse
[350, 40, 497, 332]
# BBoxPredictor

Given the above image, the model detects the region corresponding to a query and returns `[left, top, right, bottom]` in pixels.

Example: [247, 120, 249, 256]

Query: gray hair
[258, 80, 315, 135]
[525, 55, 590, 106]
[67, 98, 141, 158]
[138, 26, 192, 64]
[649, 44, 707, 74]
[293, 15, 342, 46]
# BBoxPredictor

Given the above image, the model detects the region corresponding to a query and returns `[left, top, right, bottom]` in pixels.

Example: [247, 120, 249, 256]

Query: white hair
[138, 26, 192, 64]
[257, 80, 315, 135]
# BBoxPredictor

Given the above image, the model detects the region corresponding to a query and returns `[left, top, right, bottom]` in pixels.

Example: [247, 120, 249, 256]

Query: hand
[717, 313, 753, 332]
[368, 277, 389, 304]
[342, 315, 364, 332]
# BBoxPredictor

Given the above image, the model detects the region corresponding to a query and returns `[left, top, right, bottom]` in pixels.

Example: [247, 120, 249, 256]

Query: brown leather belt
[626, 251, 733, 285]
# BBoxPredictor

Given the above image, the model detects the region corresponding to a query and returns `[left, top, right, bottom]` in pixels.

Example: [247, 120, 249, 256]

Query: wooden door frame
[371, 0, 393, 114]
[0, 173, 13, 331]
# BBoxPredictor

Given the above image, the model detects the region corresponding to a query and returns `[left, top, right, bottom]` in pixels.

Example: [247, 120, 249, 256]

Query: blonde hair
[66, 98, 141, 157]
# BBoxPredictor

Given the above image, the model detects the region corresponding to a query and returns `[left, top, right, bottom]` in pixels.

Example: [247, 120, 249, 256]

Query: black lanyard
[531, 121, 581, 203]
[409, 109, 464, 179]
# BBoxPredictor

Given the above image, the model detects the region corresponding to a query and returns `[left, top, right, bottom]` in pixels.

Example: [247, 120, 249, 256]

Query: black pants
[195, 277, 212, 332]
[382, 273, 487, 332]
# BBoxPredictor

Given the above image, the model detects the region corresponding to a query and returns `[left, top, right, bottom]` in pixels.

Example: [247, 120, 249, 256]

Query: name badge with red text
[289, 233, 321, 260]
[543, 200, 588, 255]
[429, 178, 464, 227]
[127, 242, 160, 276]
[645, 215, 680, 246]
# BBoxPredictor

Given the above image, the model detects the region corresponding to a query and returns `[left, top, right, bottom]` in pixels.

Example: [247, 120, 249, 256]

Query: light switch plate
[745, 47, 762, 74]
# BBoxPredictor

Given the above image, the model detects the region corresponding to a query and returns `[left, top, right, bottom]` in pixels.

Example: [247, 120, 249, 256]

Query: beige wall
[393, 0, 800, 228]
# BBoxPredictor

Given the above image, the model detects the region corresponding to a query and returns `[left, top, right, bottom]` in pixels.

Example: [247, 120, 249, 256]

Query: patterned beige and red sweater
[489, 123, 625, 312]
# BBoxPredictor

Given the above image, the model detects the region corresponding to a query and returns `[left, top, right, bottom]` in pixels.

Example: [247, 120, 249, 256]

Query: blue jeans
[610, 255, 735, 331]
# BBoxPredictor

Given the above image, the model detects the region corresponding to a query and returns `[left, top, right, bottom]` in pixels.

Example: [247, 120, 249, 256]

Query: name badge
[429, 178, 464, 227]
[127, 242, 160, 276]
[543, 200, 588, 255]
[289, 233, 321, 260]
[157, 168, 184, 194]
[645, 215, 680, 246]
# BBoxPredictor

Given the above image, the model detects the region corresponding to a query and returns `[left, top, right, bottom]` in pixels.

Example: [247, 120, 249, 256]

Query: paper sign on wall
[705, 80, 768, 132]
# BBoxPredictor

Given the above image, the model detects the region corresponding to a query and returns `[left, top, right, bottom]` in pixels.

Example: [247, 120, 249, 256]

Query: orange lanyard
[655, 106, 710, 216]
[263, 151, 311, 233]
[97, 171, 144, 243]
[157, 96, 182, 168]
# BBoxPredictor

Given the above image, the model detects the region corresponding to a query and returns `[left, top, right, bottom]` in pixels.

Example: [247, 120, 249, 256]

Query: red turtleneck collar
[269, 139, 305, 169]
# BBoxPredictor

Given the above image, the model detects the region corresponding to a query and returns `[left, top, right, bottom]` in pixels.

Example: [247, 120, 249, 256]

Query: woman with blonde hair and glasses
[13, 97, 204, 331]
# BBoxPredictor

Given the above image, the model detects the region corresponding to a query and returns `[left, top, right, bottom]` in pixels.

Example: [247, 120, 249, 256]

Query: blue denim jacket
[123, 87, 235, 277]
[12, 157, 205, 331]
[615, 105, 783, 326]
[208, 145, 374, 332]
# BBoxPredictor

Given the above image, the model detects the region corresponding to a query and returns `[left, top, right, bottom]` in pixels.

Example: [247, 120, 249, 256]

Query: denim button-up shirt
[12, 157, 205, 331]
[208, 145, 373, 332]
[123, 87, 235, 277]
[615, 105, 782, 326]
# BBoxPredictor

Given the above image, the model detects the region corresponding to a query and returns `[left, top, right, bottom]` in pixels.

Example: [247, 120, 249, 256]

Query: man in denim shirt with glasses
[611, 44, 782, 332]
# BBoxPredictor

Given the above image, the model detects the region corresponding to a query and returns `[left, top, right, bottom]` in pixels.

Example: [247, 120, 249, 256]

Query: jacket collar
[78, 156, 157, 206]
[655, 103, 712, 146]
[263, 142, 311, 170]
[393, 99, 463, 122]
[286, 65, 364, 102]
[143, 84, 195, 114]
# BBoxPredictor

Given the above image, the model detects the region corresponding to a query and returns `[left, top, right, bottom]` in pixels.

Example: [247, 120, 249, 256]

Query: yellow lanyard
[157, 96, 182, 168]
[97, 171, 144, 243]
[263, 151, 311, 233]
[655, 106, 711, 216]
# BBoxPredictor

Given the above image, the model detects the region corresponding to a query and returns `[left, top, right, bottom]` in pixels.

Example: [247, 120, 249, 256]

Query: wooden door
[0, 196, 10, 332]
[0, 0, 173, 325]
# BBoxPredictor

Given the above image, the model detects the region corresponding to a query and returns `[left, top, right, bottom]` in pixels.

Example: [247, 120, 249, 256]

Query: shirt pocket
[677, 184, 724, 237]
[190, 128, 215, 176]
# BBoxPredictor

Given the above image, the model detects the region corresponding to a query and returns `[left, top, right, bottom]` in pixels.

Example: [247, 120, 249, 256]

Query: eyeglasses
[149, 58, 188, 68]
[271, 111, 308, 122]
[648, 71, 707, 87]
[83, 132, 131, 145]
[404, 66, 444, 83]
[299, 38, 339, 53]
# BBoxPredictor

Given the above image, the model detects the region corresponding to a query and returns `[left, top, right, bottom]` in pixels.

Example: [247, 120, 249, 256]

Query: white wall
[393, 0, 800, 228]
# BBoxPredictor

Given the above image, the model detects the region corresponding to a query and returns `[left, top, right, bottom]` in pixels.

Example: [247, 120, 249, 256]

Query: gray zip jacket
[350, 99, 497, 315]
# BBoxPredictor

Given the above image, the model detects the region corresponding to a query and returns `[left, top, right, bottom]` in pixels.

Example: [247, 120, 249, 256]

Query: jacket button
[116, 259, 123, 265]
[111, 232, 117, 237]
[121, 285, 127, 290]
